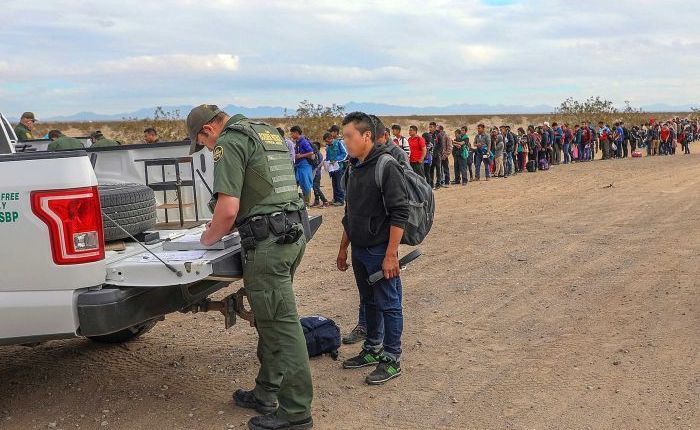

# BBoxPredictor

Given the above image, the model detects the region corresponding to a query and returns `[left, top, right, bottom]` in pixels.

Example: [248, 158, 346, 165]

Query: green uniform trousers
[242, 233, 312, 422]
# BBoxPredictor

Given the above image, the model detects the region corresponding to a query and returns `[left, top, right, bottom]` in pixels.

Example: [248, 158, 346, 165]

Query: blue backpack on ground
[300, 316, 341, 360]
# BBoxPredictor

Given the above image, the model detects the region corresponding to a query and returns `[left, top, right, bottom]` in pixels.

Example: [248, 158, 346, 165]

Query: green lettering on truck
[0, 212, 19, 223]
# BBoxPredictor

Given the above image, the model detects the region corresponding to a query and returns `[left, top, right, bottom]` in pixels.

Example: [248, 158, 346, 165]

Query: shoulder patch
[213, 145, 224, 162]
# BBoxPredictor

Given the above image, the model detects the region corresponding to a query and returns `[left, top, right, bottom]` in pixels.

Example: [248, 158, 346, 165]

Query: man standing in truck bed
[14, 112, 37, 142]
[187, 104, 314, 430]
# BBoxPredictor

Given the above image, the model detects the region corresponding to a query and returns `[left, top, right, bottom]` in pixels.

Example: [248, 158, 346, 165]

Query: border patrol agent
[187, 105, 313, 430]
[90, 130, 120, 148]
[47, 130, 84, 151]
[14, 112, 37, 141]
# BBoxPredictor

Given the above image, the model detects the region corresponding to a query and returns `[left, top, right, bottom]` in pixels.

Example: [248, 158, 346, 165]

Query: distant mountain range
[39, 101, 698, 121]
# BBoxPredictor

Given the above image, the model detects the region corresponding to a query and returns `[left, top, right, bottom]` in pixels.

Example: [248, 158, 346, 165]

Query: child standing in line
[311, 138, 330, 208]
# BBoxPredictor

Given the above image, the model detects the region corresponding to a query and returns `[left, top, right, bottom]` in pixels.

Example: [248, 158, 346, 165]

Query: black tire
[99, 183, 157, 242]
[87, 319, 158, 343]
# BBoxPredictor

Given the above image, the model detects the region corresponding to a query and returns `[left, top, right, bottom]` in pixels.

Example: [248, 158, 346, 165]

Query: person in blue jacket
[290, 125, 315, 207]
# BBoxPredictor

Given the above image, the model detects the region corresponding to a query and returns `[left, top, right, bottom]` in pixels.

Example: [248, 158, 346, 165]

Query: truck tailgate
[104, 215, 322, 287]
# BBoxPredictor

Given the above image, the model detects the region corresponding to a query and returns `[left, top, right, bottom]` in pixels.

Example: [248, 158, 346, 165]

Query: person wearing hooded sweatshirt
[342, 115, 409, 347]
[337, 111, 409, 386]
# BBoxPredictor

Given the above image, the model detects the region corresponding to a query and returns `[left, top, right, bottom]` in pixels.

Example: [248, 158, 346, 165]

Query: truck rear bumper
[76, 280, 229, 337]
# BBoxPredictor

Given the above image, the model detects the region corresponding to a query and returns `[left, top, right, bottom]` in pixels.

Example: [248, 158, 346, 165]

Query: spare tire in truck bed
[99, 183, 157, 242]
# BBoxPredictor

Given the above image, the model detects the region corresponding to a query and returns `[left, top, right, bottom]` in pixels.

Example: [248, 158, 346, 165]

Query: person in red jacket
[407, 125, 427, 178]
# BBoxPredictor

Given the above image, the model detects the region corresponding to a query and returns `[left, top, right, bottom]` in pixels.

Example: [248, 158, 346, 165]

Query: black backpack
[300, 316, 340, 359]
[375, 154, 434, 246]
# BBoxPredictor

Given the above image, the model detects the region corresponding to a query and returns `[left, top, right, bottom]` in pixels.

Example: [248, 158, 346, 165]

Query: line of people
[277, 116, 699, 209]
[363, 117, 698, 189]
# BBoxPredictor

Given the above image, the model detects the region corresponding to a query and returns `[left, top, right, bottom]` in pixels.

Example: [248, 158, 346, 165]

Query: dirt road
[1, 154, 698, 430]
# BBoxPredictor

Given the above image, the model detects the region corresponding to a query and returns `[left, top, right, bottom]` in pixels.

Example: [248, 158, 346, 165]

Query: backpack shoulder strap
[375, 153, 397, 194]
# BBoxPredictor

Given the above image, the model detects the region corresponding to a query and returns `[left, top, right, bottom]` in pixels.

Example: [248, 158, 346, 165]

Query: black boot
[248, 414, 313, 430]
[234, 389, 278, 414]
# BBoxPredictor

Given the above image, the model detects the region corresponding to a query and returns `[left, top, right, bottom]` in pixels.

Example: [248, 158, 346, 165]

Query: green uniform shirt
[48, 136, 85, 151]
[213, 115, 303, 222]
[91, 136, 120, 148]
[14, 124, 33, 141]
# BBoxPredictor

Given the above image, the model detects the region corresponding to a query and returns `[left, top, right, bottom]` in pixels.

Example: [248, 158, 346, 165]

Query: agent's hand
[382, 253, 400, 279]
[337, 248, 349, 271]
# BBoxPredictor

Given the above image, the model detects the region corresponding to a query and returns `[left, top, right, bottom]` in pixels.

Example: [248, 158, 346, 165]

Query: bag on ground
[526, 159, 537, 172]
[300, 316, 341, 359]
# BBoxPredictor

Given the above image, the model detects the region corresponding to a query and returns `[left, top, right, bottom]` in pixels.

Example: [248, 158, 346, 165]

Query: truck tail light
[31, 186, 105, 265]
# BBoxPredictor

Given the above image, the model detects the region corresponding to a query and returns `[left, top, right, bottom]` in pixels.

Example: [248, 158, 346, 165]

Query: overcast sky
[2, 0, 699, 117]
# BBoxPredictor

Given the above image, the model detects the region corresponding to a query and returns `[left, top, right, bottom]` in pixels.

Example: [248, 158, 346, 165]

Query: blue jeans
[563, 143, 570, 163]
[475, 154, 491, 179]
[295, 163, 313, 196]
[329, 165, 345, 203]
[351, 243, 403, 361]
[504, 152, 514, 175]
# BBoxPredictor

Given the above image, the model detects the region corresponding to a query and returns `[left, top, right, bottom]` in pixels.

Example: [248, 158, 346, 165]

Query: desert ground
[0, 152, 698, 430]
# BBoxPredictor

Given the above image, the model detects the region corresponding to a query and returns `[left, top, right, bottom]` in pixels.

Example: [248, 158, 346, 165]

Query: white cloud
[99, 54, 240, 74]
[458, 45, 505, 66]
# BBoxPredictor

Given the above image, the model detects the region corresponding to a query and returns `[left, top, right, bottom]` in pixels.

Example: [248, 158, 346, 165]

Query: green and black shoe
[342, 348, 382, 369]
[366, 359, 402, 385]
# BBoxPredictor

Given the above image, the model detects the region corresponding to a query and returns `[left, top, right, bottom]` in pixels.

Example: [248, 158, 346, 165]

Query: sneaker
[342, 348, 382, 369]
[342, 325, 367, 344]
[366, 359, 402, 385]
[233, 389, 278, 414]
[332, 201, 344, 207]
[248, 414, 313, 430]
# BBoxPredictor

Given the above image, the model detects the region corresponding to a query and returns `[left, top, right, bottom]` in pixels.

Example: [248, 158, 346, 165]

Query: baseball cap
[186, 104, 222, 154]
[90, 130, 104, 139]
[21, 112, 37, 121]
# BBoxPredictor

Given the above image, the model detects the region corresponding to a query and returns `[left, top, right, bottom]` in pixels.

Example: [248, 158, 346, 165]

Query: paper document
[326, 161, 340, 173]
[132, 250, 208, 263]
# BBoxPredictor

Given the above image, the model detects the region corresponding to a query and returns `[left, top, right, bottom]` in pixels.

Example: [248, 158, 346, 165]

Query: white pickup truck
[0, 113, 321, 346]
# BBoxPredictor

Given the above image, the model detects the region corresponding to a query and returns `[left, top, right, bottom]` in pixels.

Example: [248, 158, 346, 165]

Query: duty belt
[237, 210, 304, 249]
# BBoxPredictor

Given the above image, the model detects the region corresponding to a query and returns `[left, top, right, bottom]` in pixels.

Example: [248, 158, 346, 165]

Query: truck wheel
[99, 183, 157, 242]
[87, 320, 158, 343]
